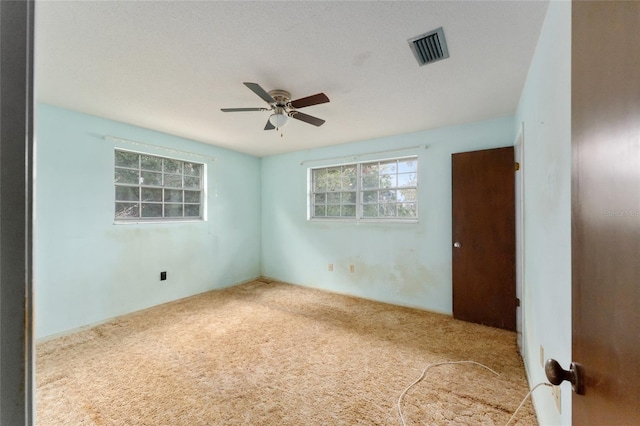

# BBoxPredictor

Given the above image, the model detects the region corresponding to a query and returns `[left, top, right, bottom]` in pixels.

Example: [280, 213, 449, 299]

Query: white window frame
[308, 156, 418, 223]
[114, 149, 206, 223]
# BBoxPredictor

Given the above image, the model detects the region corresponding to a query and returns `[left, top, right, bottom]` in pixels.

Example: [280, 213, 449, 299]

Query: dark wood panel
[572, 1, 640, 423]
[452, 147, 516, 331]
[0, 0, 35, 423]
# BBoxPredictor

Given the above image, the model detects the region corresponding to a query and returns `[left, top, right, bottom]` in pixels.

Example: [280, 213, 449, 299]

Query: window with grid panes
[114, 150, 204, 221]
[310, 156, 417, 221]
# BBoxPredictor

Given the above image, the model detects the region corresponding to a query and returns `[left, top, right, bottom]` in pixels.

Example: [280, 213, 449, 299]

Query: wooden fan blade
[290, 111, 326, 127]
[290, 93, 330, 109]
[221, 107, 266, 112]
[243, 82, 275, 104]
[264, 119, 275, 130]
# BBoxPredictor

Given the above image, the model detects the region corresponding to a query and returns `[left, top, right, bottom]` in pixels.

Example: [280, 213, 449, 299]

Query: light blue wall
[261, 117, 514, 313]
[35, 104, 262, 338]
[515, 1, 571, 424]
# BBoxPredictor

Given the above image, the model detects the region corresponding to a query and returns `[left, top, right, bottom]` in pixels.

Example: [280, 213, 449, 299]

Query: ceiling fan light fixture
[269, 110, 289, 128]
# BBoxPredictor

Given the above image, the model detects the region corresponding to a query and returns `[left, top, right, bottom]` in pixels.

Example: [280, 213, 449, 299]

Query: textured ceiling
[35, 1, 549, 157]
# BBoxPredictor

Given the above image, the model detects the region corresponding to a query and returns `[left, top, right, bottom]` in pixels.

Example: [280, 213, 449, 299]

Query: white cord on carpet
[397, 361, 499, 426]
[504, 382, 553, 426]
[396, 360, 552, 426]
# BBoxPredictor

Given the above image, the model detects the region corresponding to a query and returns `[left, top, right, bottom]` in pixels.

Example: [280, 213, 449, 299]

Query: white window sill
[113, 218, 206, 225]
[308, 218, 418, 224]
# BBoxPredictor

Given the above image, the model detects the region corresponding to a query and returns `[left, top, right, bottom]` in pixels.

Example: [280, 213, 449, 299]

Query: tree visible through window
[310, 156, 418, 220]
[114, 150, 204, 221]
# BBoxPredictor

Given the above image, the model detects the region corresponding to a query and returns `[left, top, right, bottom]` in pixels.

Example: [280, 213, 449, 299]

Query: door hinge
[516, 297, 521, 307]
[515, 162, 521, 171]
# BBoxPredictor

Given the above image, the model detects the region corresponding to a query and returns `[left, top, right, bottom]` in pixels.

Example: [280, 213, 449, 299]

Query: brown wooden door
[452, 147, 515, 331]
[571, 1, 640, 423]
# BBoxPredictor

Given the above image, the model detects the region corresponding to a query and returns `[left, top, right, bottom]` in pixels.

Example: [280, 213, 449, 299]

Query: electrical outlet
[552, 385, 561, 413]
[328, 264, 333, 272]
[349, 264, 355, 273]
[540, 345, 544, 368]
[160, 271, 167, 281]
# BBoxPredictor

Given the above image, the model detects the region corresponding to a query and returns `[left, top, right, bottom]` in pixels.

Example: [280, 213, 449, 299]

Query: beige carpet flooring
[36, 280, 537, 425]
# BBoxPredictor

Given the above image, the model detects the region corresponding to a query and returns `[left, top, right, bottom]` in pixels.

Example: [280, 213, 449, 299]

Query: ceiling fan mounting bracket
[268, 89, 291, 107]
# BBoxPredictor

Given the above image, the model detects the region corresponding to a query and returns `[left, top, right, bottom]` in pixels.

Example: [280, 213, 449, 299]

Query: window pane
[164, 189, 183, 203]
[398, 189, 417, 202]
[141, 203, 162, 218]
[184, 204, 201, 217]
[362, 191, 378, 203]
[164, 159, 182, 174]
[326, 168, 342, 191]
[380, 190, 397, 203]
[398, 173, 417, 187]
[379, 174, 397, 188]
[165, 204, 183, 217]
[184, 190, 200, 203]
[184, 176, 200, 189]
[115, 186, 139, 202]
[140, 155, 162, 171]
[183, 162, 201, 176]
[115, 151, 138, 168]
[314, 205, 326, 217]
[327, 192, 341, 204]
[141, 171, 162, 186]
[313, 169, 327, 192]
[342, 166, 357, 190]
[363, 204, 378, 217]
[141, 188, 162, 202]
[341, 192, 356, 203]
[343, 177, 357, 190]
[398, 159, 418, 173]
[362, 176, 379, 190]
[398, 203, 417, 218]
[115, 168, 139, 184]
[379, 161, 397, 174]
[380, 204, 397, 217]
[362, 163, 378, 175]
[115, 202, 139, 218]
[164, 174, 182, 188]
[314, 193, 326, 204]
[326, 205, 341, 217]
[342, 205, 356, 217]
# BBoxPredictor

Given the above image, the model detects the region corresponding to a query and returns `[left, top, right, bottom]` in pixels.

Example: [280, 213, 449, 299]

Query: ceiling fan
[221, 82, 330, 131]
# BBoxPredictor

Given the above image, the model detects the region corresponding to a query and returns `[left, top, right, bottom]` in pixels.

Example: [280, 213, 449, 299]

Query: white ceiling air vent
[408, 27, 449, 66]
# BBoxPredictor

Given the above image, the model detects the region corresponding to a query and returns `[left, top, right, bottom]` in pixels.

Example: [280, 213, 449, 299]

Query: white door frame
[514, 123, 525, 354]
